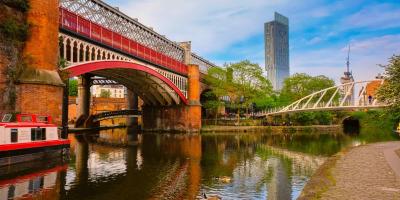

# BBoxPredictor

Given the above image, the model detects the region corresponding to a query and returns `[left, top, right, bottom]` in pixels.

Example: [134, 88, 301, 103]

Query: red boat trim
[0, 123, 57, 128]
[0, 140, 70, 152]
[0, 165, 68, 186]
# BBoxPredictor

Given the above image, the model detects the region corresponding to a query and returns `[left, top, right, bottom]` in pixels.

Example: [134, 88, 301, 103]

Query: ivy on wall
[0, 1, 30, 110]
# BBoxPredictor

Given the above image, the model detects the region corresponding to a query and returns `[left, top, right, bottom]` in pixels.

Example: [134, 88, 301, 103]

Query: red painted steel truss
[60, 8, 188, 75]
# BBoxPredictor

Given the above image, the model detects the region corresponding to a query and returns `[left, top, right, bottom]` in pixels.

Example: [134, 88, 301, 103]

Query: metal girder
[191, 53, 218, 74]
[91, 77, 119, 85]
[93, 69, 178, 106]
[60, 0, 216, 74]
[258, 79, 387, 116]
[60, 0, 185, 61]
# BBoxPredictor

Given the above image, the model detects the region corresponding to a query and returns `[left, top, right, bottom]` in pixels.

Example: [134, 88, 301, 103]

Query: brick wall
[16, 84, 63, 125]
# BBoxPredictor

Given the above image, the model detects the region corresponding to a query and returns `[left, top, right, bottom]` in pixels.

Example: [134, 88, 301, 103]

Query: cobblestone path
[320, 141, 400, 200]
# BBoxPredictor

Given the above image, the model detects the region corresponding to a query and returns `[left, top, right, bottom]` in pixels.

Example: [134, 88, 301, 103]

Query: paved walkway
[320, 141, 400, 200]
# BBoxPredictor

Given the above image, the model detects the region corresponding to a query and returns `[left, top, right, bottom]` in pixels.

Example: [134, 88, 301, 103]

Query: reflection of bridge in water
[68, 131, 201, 199]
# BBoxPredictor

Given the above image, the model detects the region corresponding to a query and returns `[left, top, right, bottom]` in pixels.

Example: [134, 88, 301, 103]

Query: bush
[315, 111, 333, 125]
[3, 0, 30, 12]
[292, 112, 315, 125]
[0, 18, 29, 42]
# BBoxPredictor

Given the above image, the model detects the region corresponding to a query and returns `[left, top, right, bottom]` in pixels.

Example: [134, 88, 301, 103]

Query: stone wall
[0, 2, 27, 114]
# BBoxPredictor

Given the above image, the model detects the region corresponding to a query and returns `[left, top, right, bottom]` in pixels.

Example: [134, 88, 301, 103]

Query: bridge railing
[92, 109, 142, 122]
[256, 79, 386, 116]
[59, 8, 188, 75]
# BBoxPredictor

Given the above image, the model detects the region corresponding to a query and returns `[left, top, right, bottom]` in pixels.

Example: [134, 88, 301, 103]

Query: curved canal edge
[298, 141, 400, 199]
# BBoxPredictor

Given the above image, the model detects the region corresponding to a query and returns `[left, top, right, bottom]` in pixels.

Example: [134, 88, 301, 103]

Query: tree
[280, 73, 336, 105]
[204, 60, 273, 121]
[229, 60, 272, 115]
[100, 89, 111, 98]
[377, 55, 400, 119]
[68, 79, 78, 96]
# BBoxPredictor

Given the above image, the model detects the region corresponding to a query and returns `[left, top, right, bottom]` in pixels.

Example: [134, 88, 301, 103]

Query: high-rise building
[265, 12, 290, 90]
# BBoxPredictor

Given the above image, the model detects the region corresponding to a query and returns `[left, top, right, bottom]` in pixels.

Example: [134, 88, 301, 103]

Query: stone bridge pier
[16, 0, 64, 125]
[142, 64, 201, 132]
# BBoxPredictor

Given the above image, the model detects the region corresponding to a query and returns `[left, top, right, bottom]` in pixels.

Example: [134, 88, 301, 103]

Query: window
[31, 128, 46, 141]
[7, 185, 15, 199]
[21, 115, 32, 122]
[28, 177, 44, 193]
[36, 116, 48, 123]
[11, 129, 18, 143]
[2, 114, 12, 122]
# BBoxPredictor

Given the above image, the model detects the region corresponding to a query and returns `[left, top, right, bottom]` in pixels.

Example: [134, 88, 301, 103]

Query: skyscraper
[265, 12, 289, 90]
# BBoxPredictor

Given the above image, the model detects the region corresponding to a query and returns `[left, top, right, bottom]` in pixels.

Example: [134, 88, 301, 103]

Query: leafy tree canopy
[205, 60, 273, 111]
[280, 73, 335, 104]
[377, 55, 400, 118]
[100, 89, 111, 98]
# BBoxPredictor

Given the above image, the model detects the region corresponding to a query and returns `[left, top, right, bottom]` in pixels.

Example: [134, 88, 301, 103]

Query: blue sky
[105, 0, 400, 82]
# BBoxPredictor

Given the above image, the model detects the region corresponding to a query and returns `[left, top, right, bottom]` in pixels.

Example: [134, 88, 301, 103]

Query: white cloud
[343, 4, 400, 30]
[307, 36, 323, 45]
[108, 0, 314, 55]
[292, 34, 400, 83]
[104, 0, 399, 85]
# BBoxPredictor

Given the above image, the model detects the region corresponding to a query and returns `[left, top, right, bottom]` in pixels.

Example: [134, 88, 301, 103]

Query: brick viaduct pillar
[142, 64, 202, 132]
[77, 75, 91, 118]
[142, 40, 201, 132]
[16, 0, 64, 125]
[126, 89, 139, 128]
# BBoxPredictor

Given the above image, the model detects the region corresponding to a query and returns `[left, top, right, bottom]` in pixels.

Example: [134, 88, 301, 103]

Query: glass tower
[265, 12, 289, 90]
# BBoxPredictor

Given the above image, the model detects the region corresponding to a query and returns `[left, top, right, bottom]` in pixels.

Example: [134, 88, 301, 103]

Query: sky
[105, 0, 400, 83]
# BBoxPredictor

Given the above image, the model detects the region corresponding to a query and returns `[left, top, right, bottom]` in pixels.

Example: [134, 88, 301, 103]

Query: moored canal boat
[0, 114, 70, 167]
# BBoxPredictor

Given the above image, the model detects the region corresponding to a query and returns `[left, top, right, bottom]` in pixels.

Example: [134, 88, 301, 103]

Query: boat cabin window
[2, 114, 12, 122]
[21, 115, 33, 122]
[11, 129, 18, 143]
[31, 128, 46, 141]
[28, 177, 44, 193]
[36, 116, 49, 123]
[7, 185, 15, 199]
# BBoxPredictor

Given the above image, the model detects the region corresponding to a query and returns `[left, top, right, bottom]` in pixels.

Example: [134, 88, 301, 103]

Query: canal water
[0, 128, 398, 200]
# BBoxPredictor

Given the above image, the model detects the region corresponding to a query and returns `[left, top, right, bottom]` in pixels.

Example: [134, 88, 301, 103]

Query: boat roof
[0, 114, 56, 128]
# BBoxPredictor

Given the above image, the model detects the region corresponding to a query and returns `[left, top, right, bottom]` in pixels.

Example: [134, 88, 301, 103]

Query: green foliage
[0, 18, 29, 42]
[69, 79, 78, 96]
[280, 73, 336, 104]
[229, 60, 272, 110]
[204, 60, 273, 117]
[2, 0, 30, 12]
[350, 110, 399, 142]
[100, 89, 111, 98]
[291, 112, 316, 126]
[315, 111, 334, 125]
[377, 55, 400, 120]
[286, 111, 334, 126]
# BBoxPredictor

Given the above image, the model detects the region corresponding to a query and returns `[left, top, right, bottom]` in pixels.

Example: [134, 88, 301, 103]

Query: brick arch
[64, 60, 188, 105]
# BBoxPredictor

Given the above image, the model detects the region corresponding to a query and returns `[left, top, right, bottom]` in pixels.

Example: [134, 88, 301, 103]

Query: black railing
[93, 109, 142, 122]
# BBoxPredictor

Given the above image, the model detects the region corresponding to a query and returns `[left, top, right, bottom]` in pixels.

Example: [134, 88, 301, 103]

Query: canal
[0, 129, 398, 200]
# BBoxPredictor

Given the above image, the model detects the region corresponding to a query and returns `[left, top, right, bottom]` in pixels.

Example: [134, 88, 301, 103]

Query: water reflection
[0, 129, 398, 200]
[0, 161, 67, 199]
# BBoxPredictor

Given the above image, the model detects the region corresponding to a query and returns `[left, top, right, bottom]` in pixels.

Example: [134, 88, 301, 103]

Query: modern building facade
[265, 12, 290, 90]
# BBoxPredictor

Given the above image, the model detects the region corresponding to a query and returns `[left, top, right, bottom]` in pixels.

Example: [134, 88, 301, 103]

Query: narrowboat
[0, 114, 70, 167]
